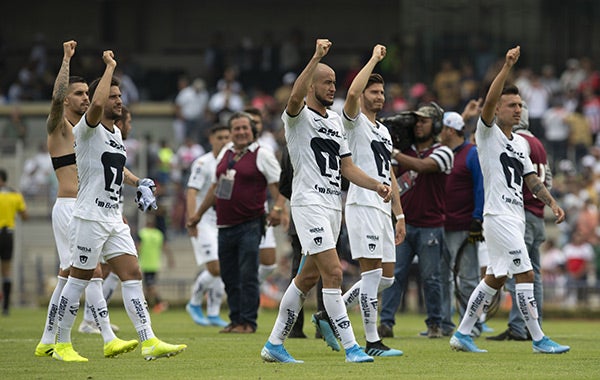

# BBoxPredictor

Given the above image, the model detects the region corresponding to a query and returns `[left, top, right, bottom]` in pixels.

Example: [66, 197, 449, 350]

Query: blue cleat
[186, 303, 210, 326]
[261, 342, 304, 363]
[481, 322, 494, 333]
[345, 344, 374, 363]
[207, 315, 229, 327]
[311, 311, 341, 352]
[365, 340, 403, 357]
[533, 336, 570, 354]
[450, 332, 487, 353]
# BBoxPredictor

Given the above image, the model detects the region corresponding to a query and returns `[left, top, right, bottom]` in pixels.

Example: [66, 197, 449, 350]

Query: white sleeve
[256, 148, 281, 184]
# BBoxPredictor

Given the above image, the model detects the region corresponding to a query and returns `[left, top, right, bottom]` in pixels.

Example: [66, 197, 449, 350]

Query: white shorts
[292, 205, 341, 255]
[190, 219, 219, 266]
[483, 215, 532, 278]
[52, 198, 76, 271]
[259, 225, 276, 250]
[346, 204, 395, 263]
[69, 217, 137, 270]
[477, 240, 490, 268]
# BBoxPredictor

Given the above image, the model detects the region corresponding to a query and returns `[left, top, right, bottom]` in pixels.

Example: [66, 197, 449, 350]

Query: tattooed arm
[524, 173, 565, 224]
[46, 40, 77, 135]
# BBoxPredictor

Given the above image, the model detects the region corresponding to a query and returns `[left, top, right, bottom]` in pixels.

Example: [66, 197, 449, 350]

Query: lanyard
[228, 148, 248, 169]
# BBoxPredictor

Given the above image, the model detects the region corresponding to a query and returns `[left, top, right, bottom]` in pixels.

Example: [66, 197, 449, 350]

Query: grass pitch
[1, 306, 599, 379]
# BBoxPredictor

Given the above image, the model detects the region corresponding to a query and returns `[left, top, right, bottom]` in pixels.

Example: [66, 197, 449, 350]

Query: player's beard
[316, 93, 333, 107]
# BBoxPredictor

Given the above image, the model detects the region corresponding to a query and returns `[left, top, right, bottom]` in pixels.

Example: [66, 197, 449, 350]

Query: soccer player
[52, 49, 186, 362]
[260, 39, 391, 363]
[449, 46, 569, 354]
[185, 124, 231, 327]
[35, 41, 131, 358]
[339, 44, 405, 356]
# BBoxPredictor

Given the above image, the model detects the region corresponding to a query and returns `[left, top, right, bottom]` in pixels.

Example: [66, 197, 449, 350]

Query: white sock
[190, 270, 217, 306]
[56, 276, 89, 344]
[86, 278, 117, 343]
[103, 272, 120, 302]
[258, 264, 277, 284]
[342, 281, 361, 308]
[207, 277, 225, 317]
[457, 280, 496, 336]
[360, 269, 382, 343]
[515, 282, 544, 341]
[40, 276, 67, 344]
[323, 288, 357, 350]
[379, 276, 394, 292]
[268, 281, 304, 345]
[121, 280, 155, 342]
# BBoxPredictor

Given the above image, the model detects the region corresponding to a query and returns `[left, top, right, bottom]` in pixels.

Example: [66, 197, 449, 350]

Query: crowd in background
[2, 33, 600, 309]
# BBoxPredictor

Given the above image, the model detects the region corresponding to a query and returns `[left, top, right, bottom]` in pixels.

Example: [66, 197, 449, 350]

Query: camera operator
[379, 102, 454, 339]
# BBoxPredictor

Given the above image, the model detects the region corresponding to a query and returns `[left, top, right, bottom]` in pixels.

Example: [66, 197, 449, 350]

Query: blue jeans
[218, 217, 262, 329]
[504, 210, 544, 338]
[380, 224, 444, 328]
[440, 230, 481, 334]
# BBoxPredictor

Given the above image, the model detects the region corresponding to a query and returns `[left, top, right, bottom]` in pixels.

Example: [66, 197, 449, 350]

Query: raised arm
[87, 50, 117, 126]
[46, 40, 76, 134]
[343, 44, 386, 119]
[286, 39, 332, 116]
[481, 46, 520, 125]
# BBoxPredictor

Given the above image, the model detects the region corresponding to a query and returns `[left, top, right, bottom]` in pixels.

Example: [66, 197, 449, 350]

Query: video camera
[379, 111, 416, 151]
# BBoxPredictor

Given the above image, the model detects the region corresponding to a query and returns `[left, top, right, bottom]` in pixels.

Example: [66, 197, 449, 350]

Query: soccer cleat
[207, 315, 229, 327]
[261, 341, 304, 363]
[532, 336, 570, 354]
[450, 332, 487, 353]
[52, 342, 88, 362]
[186, 303, 210, 326]
[365, 340, 403, 357]
[311, 311, 340, 352]
[34, 342, 54, 357]
[141, 337, 187, 360]
[104, 338, 139, 358]
[481, 322, 494, 333]
[345, 344, 374, 363]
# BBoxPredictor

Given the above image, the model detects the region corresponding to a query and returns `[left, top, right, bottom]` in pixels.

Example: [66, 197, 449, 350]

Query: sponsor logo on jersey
[505, 143, 526, 159]
[106, 139, 126, 152]
[366, 234, 379, 241]
[508, 249, 521, 255]
[77, 245, 91, 253]
[317, 126, 341, 138]
[310, 227, 324, 234]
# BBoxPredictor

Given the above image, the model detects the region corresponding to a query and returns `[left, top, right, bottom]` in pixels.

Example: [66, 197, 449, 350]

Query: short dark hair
[366, 73, 384, 90]
[69, 76, 86, 85]
[0, 168, 7, 182]
[244, 107, 262, 119]
[501, 84, 520, 96]
[88, 76, 121, 100]
[209, 124, 230, 134]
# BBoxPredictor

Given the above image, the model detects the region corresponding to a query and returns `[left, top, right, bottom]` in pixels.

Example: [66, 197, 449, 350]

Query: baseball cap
[443, 112, 465, 131]
[413, 105, 439, 119]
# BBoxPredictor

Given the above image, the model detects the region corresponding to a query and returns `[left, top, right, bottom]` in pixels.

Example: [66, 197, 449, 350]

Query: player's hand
[553, 205, 566, 224]
[462, 98, 482, 121]
[376, 183, 392, 202]
[186, 215, 200, 237]
[394, 218, 406, 245]
[506, 46, 520, 67]
[373, 44, 386, 61]
[315, 39, 332, 59]
[135, 186, 157, 212]
[467, 219, 484, 243]
[103, 50, 117, 68]
[138, 177, 156, 191]
[63, 40, 76, 59]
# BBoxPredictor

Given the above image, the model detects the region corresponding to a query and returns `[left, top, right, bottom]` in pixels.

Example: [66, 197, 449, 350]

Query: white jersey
[72, 115, 127, 222]
[187, 152, 217, 224]
[343, 111, 393, 214]
[475, 117, 535, 221]
[283, 105, 351, 211]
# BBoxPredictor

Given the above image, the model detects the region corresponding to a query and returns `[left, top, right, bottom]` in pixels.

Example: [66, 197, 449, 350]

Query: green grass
[1, 307, 599, 379]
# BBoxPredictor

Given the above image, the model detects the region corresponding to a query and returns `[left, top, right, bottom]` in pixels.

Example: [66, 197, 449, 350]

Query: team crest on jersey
[513, 258, 521, 266]
[368, 243, 376, 252]
[314, 237, 322, 246]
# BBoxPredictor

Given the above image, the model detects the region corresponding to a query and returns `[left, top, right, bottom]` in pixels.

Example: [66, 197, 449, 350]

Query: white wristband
[396, 213, 405, 220]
